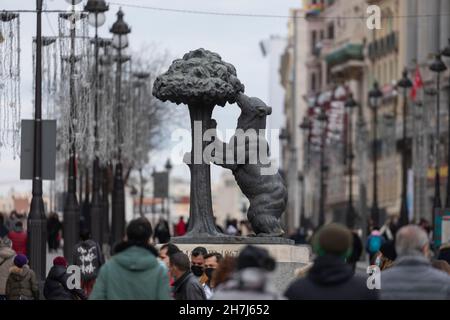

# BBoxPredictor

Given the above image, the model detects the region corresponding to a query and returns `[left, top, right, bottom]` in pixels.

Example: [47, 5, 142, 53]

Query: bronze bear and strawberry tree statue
[153, 48, 244, 237]
[153, 48, 287, 239]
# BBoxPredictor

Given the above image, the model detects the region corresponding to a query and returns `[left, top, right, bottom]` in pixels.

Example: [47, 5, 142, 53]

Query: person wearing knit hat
[53, 256, 68, 267]
[13, 254, 28, 268]
[5, 254, 39, 300]
[44, 256, 86, 300]
[285, 223, 378, 300]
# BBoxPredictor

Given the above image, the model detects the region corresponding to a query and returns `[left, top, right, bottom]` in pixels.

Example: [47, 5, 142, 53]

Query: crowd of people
[1, 210, 450, 300]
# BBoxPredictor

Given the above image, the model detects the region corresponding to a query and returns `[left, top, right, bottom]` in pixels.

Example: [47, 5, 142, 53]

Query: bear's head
[236, 93, 272, 131]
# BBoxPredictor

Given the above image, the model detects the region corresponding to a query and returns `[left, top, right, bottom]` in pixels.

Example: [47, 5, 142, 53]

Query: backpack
[368, 235, 382, 254]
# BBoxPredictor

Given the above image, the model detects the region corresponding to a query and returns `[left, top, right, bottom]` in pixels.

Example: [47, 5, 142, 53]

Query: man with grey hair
[381, 225, 450, 300]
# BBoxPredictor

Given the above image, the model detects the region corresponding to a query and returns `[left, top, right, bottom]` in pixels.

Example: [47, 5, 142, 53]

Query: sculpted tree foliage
[153, 48, 244, 237]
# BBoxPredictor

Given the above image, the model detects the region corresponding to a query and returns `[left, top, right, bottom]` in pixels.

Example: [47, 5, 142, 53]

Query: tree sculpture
[153, 48, 244, 237]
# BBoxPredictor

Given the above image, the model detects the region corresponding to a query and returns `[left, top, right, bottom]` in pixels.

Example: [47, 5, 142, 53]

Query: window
[311, 73, 317, 92]
[328, 23, 335, 40]
[311, 30, 317, 54]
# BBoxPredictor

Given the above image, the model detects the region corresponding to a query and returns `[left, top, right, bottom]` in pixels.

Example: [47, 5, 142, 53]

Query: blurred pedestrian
[366, 228, 385, 264]
[225, 219, 240, 236]
[5, 254, 39, 300]
[380, 225, 450, 300]
[175, 216, 187, 236]
[73, 229, 105, 297]
[437, 242, 450, 265]
[373, 240, 397, 271]
[347, 230, 363, 272]
[210, 256, 236, 288]
[0, 237, 15, 300]
[213, 245, 280, 300]
[0, 214, 9, 238]
[5, 211, 19, 232]
[47, 212, 62, 252]
[90, 218, 171, 300]
[431, 260, 450, 275]
[8, 221, 27, 256]
[190, 247, 207, 278]
[170, 251, 206, 300]
[202, 252, 223, 299]
[159, 243, 181, 268]
[154, 218, 171, 244]
[284, 223, 378, 300]
[44, 256, 87, 300]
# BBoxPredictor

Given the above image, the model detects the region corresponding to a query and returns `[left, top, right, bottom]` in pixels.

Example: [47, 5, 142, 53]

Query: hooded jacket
[284, 255, 378, 300]
[89, 244, 171, 300]
[0, 246, 15, 295]
[44, 265, 87, 300]
[5, 265, 39, 300]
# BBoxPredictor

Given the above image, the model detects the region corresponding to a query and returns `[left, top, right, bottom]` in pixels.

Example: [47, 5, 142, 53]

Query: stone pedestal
[171, 240, 311, 293]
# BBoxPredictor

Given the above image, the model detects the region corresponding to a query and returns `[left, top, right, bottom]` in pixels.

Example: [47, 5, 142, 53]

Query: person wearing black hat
[212, 245, 281, 300]
[284, 223, 378, 300]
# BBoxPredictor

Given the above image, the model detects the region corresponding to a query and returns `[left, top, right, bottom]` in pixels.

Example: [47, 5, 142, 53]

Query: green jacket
[90, 246, 171, 300]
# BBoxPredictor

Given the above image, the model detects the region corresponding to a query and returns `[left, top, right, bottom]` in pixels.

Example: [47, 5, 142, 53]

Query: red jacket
[8, 231, 27, 256]
[175, 221, 186, 236]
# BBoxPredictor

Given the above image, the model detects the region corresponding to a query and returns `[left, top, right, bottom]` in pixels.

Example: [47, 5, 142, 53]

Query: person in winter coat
[154, 218, 171, 244]
[73, 229, 105, 297]
[175, 217, 187, 236]
[438, 242, 450, 265]
[169, 251, 206, 300]
[213, 245, 281, 300]
[5, 254, 39, 300]
[47, 212, 62, 252]
[44, 256, 87, 300]
[366, 228, 385, 264]
[284, 223, 378, 300]
[0, 214, 10, 238]
[380, 225, 450, 300]
[8, 221, 27, 256]
[347, 230, 363, 272]
[0, 237, 15, 300]
[90, 217, 171, 300]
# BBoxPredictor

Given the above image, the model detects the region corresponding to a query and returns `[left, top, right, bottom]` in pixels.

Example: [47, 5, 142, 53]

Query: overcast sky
[0, 0, 300, 195]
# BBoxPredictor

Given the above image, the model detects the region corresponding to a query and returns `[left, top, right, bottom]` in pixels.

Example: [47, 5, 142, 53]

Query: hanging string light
[57, 12, 94, 168]
[0, 12, 21, 158]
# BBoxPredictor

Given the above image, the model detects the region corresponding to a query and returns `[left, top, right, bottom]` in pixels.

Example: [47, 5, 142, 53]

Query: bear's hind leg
[249, 213, 284, 237]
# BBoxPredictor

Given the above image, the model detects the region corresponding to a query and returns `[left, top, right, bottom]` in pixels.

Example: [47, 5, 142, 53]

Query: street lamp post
[299, 117, 311, 228]
[368, 82, 383, 227]
[28, 0, 46, 294]
[441, 40, 450, 207]
[317, 107, 328, 227]
[397, 69, 412, 227]
[165, 159, 173, 226]
[345, 93, 358, 228]
[62, 0, 83, 264]
[110, 9, 131, 245]
[429, 53, 447, 246]
[85, 0, 109, 244]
